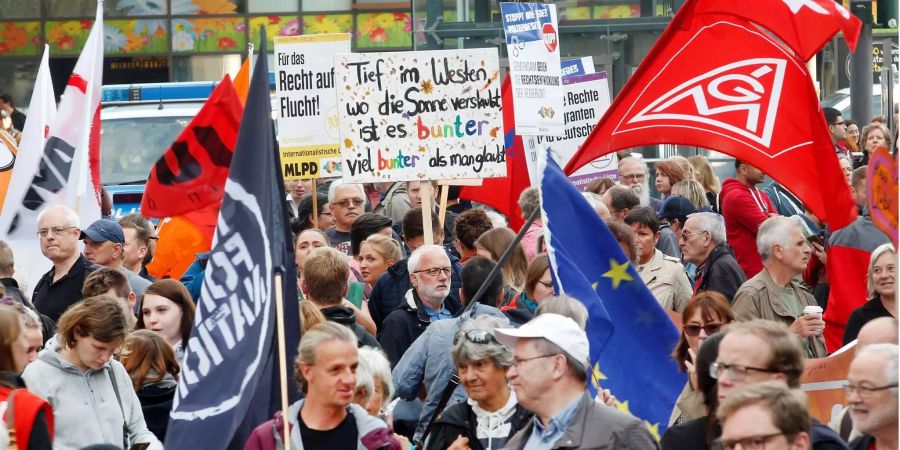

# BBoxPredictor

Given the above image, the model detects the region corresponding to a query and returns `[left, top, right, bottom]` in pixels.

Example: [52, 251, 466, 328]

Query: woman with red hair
[655, 160, 686, 199]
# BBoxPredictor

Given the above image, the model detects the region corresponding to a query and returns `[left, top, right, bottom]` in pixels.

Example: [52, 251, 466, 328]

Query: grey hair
[327, 180, 366, 204]
[838, 154, 853, 165]
[357, 346, 393, 408]
[756, 215, 804, 261]
[407, 244, 447, 273]
[36, 205, 80, 229]
[855, 343, 898, 392]
[536, 294, 588, 330]
[518, 187, 541, 219]
[532, 338, 588, 383]
[484, 210, 508, 228]
[687, 212, 726, 245]
[581, 192, 603, 209]
[451, 315, 513, 369]
[867, 243, 896, 298]
[354, 351, 375, 403]
[295, 322, 357, 394]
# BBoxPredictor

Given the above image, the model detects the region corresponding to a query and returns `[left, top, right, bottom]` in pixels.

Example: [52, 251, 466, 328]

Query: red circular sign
[541, 23, 558, 53]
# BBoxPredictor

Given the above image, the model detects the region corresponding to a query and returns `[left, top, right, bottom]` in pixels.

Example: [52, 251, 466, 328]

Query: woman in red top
[0, 304, 53, 450]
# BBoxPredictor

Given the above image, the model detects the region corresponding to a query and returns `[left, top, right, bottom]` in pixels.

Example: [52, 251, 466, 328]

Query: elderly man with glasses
[679, 212, 747, 303]
[496, 313, 658, 450]
[326, 180, 368, 255]
[712, 320, 848, 450]
[31, 205, 98, 323]
[846, 343, 898, 450]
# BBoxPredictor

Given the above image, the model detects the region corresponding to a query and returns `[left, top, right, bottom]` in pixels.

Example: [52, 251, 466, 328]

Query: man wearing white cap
[495, 313, 658, 449]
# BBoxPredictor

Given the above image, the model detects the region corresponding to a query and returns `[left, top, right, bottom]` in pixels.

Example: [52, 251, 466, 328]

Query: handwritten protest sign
[524, 72, 616, 190]
[335, 49, 505, 183]
[274, 34, 350, 180]
[867, 146, 898, 247]
[501, 2, 564, 136]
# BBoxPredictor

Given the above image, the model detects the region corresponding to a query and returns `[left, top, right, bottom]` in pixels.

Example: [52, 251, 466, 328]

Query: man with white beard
[618, 157, 662, 210]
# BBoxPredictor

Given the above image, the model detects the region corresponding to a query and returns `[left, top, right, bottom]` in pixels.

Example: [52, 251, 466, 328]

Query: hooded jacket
[378, 289, 462, 368]
[21, 343, 162, 450]
[243, 399, 401, 450]
[320, 305, 381, 349]
[694, 243, 747, 303]
[719, 178, 777, 278]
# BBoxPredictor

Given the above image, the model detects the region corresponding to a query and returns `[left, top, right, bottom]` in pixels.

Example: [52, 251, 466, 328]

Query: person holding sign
[326, 181, 368, 255]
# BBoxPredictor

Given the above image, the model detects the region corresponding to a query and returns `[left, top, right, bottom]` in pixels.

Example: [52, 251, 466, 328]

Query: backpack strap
[107, 367, 131, 448]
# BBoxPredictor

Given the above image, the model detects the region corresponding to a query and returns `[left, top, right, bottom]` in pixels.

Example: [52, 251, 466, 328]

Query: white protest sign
[335, 49, 505, 183]
[501, 2, 564, 136]
[524, 71, 617, 190]
[274, 34, 350, 180]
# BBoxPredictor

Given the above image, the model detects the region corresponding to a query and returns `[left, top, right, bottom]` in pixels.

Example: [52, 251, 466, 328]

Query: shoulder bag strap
[107, 367, 131, 448]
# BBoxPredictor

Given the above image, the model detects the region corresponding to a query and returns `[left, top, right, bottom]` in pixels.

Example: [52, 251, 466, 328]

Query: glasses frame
[713, 432, 791, 450]
[683, 323, 723, 337]
[414, 267, 452, 277]
[333, 198, 365, 208]
[512, 353, 558, 367]
[710, 362, 779, 382]
[843, 382, 899, 398]
[680, 229, 709, 241]
[37, 226, 77, 238]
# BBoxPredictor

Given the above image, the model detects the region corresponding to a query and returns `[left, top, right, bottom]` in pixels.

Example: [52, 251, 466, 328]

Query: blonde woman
[688, 156, 721, 211]
[357, 234, 403, 287]
[672, 180, 711, 210]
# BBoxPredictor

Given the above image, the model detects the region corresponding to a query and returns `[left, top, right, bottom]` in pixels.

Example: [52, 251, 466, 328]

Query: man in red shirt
[719, 160, 778, 278]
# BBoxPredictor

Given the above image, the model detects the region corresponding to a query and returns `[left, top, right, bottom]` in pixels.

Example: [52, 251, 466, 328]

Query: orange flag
[233, 57, 250, 106]
[0, 132, 17, 212]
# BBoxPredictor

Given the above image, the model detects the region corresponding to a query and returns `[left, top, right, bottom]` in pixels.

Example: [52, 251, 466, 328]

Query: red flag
[460, 75, 530, 231]
[141, 75, 242, 219]
[566, 12, 857, 230]
[692, 0, 861, 61]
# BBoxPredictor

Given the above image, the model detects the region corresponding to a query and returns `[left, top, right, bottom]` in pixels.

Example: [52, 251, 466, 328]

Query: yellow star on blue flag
[602, 259, 633, 289]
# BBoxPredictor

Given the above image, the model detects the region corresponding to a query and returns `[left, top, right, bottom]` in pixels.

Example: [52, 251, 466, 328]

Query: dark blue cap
[80, 219, 125, 244]
[657, 196, 696, 222]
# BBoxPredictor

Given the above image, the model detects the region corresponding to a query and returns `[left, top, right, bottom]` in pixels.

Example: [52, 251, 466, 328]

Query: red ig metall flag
[566, 3, 858, 229]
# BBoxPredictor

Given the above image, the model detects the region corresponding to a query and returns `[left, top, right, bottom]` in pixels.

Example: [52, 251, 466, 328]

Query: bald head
[857, 317, 899, 348]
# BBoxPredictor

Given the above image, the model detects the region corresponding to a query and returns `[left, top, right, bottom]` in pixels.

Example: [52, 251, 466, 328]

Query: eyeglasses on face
[414, 267, 452, 277]
[512, 354, 557, 367]
[453, 329, 500, 346]
[620, 173, 646, 181]
[683, 323, 722, 337]
[843, 382, 898, 398]
[709, 362, 778, 382]
[333, 198, 364, 208]
[37, 226, 77, 238]
[680, 229, 709, 241]
[713, 432, 792, 450]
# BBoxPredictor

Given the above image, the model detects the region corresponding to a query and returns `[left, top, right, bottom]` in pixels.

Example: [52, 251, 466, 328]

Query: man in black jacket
[301, 247, 379, 348]
[680, 212, 747, 302]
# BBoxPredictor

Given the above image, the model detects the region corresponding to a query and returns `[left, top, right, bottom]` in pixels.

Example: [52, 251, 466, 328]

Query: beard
[630, 179, 651, 206]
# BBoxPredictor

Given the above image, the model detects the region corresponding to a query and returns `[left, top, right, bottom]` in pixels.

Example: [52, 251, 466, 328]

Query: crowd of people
[0, 103, 896, 450]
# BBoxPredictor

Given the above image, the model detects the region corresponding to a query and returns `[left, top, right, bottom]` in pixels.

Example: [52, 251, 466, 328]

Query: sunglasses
[453, 329, 500, 346]
[683, 323, 722, 337]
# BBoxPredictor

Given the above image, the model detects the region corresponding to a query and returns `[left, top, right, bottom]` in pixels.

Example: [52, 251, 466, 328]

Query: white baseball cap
[495, 313, 589, 369]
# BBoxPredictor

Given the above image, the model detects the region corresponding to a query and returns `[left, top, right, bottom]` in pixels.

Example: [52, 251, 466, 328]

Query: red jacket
[0, 386, 54, 450]
[719, 178, 778, 278]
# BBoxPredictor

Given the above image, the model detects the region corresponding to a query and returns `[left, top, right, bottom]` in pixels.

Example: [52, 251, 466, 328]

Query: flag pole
[438, 183, 449, 228]
[421, 182, 434, 246]
[463, 207, 540, 312]
[311, 179, 318, 229]
[273, 268, 292, 450]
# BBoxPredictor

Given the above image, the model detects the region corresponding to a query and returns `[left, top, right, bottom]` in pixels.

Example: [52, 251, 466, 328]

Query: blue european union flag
[540, 152, 686, 438]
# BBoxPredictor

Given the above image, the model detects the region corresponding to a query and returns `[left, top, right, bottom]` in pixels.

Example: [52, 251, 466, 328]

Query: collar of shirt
[420, 302, 452, 321]
[527, 395, 582, 448]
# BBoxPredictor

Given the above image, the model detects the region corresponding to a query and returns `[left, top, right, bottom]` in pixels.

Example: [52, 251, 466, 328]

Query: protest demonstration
[0, 0, 898, 448]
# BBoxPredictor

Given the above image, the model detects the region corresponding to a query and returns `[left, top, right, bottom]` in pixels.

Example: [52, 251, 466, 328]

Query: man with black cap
[81, 218, 151, 301]
[658, 195, 697, 239]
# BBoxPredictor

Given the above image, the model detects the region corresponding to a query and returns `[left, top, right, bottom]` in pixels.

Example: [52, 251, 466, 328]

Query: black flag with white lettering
[166, 27, 300, 450]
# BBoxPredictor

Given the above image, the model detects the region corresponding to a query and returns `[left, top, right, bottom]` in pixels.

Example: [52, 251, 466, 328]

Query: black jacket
[843, 298, 893, 345]
[368, 254, 464, 332]
[811, 419, 849, 450]
[320, 305, 381, 349]
[425, 401, 532, 450]
[137, 379, 176, 442]
[378, 289, 462, 367]
[696, 243, 747, 303]
[848, 434, 875, 450]
[661, 417, 716, 450]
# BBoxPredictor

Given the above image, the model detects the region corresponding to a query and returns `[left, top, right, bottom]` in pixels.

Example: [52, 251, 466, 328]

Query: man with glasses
[713, 320, 848, 450]
[823, 107, 850, 157]
[379, 244, 462, 368]
[680, 212, 746, 302]
[326, 180, 367, 255]
[495, 313, 657, 449]
[733, 216, 827, 358]
[32, 205, 98, 323]
[617, 156, 661, 209]
[392, 256, 508, 444]
[845, 343, 898, 450]
[716, 382, 812, 450]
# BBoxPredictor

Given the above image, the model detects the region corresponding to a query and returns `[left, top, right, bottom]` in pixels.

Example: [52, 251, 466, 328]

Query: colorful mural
[46, 20, 94, 56]
[302, 14, 352, 35]
[249, 15, 300, 48]
[0, 21, 41, 56]
[172, 17, 246, 52]
[106, 20, 169, 54]
[356, 12, 411, 48]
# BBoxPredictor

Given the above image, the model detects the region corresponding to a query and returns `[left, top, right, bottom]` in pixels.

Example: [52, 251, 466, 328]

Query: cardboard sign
[274, 34, 351, 180]
[867, 146, 898, 247]
[523, 72, 616, 190]
[501, 2, 565, 136]
[800, 341, 856, 425]
[335, 49, 505, 183]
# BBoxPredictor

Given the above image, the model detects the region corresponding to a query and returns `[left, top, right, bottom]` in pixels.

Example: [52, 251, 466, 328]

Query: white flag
[1, 3, 103, 242]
